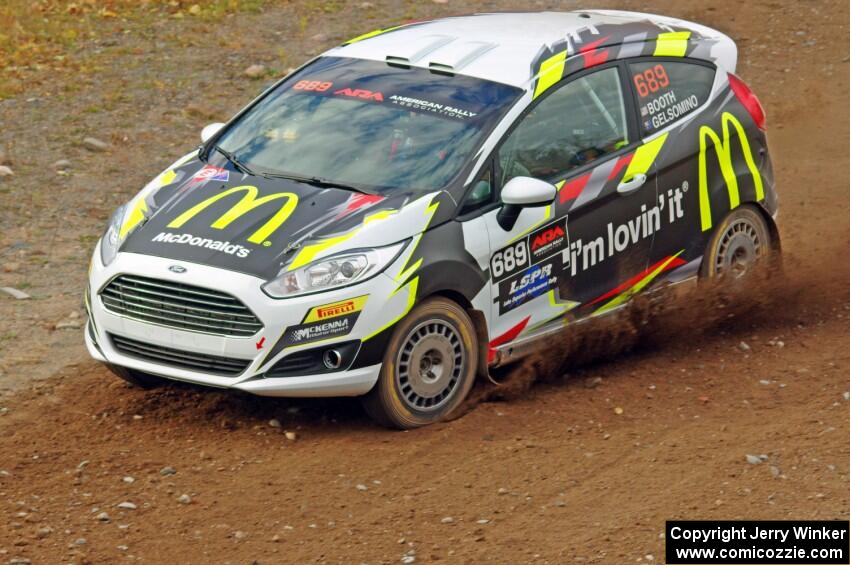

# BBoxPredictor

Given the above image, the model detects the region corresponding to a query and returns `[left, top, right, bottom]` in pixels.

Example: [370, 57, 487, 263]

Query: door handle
[617, 173, 647, 195]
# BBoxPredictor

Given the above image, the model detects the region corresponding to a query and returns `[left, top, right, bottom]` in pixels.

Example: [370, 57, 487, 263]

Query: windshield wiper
[211, 145, 255, 176]
[259, 172, 371, 194]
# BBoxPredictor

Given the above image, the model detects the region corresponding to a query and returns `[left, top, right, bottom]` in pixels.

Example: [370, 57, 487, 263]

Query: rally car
[85, 10, 778, 428]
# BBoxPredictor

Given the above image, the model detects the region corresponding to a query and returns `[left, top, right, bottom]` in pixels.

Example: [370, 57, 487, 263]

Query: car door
[480, 63, 662, 343]
[626, 59, 719, 280]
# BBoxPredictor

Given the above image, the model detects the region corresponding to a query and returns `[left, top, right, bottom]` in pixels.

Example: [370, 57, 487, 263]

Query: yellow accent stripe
[528, 290, 581, 331]
[698, 112, 765, 231]
[622, 132, 669, 182]
[533, 50, 568, 99]
[288, 231, 358, 271]
[364, 209, 397, 225]
[594, 251, 683, 316]
[362, 197, 440, 342]
[119, 199, 148, 239]
[391, 199, 439, 283]
[395, 256, 423, 286]
[653, 31, 691, 57]
[158, 169, 177, 188]
[345, 25, 402, 44]
[288, 209, 399, 271]
[507, 205, 552, 244]
[362, 276, 419, 341]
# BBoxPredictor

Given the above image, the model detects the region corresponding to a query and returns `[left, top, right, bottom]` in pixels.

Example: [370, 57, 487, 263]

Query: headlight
[100, 204, 127, 267]
[262, 241, 408, 299]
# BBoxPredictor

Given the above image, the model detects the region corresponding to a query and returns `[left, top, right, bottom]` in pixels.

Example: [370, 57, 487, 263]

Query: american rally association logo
[529, 219, 568, 262]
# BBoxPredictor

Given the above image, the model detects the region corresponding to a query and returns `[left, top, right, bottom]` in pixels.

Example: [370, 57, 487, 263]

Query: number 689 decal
[490, 240, 529, 282]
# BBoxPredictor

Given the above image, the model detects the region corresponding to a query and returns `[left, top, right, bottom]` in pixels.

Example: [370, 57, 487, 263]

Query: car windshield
[215, 56, 522, 194]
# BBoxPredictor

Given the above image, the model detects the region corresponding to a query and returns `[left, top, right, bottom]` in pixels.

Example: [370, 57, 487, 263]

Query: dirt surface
[1, 0, 849, 563]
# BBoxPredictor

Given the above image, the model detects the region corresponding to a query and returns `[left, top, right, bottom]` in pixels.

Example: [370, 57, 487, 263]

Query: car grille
[110, 334, 251, 376]
[100, 275, 262, 337]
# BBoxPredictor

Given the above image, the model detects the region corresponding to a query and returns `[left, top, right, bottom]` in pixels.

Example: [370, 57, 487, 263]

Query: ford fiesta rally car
[85, 10, 779, 428]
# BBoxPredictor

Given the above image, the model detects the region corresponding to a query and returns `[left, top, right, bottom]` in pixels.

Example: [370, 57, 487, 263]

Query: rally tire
[362, 297, 478, 429]
[104, 363, 166, 389]
[701, 206, 772, 279]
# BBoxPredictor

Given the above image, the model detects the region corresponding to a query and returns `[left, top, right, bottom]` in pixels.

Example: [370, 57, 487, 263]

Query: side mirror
[200, 122, 225, 143]
[497, 176, 557, 230]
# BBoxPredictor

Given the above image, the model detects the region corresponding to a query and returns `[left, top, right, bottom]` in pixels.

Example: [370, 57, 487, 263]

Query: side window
[498, 66, 628, 187]
[629, 61, 715, 136]
[459, 165, 493, 215]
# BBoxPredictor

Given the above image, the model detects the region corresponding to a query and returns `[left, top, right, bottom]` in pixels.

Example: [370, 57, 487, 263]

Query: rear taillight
[728, 73, 766, 130]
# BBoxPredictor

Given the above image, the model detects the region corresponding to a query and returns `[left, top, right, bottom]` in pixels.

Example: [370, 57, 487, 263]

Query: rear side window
[629, 61, 715, 135]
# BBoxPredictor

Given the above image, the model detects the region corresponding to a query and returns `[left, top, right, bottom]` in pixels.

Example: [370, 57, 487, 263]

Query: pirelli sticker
[280, 295, 368, 347]
[303, 296, 368, 324]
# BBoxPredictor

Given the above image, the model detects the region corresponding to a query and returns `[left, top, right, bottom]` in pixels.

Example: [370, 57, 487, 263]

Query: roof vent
[426, 40, 497, 73]
[384, 34, 455, 65]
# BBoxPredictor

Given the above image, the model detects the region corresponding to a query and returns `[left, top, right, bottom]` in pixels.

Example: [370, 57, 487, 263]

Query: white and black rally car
[85, 10, 779, 428]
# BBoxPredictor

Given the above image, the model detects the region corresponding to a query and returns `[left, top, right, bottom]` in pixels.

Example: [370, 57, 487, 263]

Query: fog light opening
[322, 349, 343, 370]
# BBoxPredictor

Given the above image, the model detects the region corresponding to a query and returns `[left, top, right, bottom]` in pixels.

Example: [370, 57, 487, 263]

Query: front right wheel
[362, 297, 478, 429]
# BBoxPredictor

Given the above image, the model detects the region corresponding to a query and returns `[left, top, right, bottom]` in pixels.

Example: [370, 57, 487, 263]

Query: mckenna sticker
[193, 165, 230, 182]
[280, 313, 359, 347]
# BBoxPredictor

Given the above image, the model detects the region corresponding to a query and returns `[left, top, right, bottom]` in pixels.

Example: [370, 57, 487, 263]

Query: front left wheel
[361, 297, 478, 429]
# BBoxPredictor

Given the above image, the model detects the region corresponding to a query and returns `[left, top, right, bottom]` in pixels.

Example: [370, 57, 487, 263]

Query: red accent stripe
[580, 36, 610, 69]
[488, 316, 531, 364]
[558, 173, 590, 204]
[339, 193, 385, 216]
[607, 153, 634, 181]
[588, 255, 687, 306]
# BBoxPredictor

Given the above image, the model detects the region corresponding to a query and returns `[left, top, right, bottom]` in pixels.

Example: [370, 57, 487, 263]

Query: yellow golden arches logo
[698, 112, 765, 232]
[167, 185, 298, 245]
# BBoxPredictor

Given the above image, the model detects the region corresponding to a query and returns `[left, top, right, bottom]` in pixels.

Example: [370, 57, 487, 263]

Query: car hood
[119, 155, 447, 280]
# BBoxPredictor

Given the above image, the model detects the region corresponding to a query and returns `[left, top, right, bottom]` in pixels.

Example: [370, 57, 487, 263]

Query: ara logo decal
[165, 185, 299, 246]
[698, 111, 764, 231]
[490, 218, 569, 284]
[255, 337, 266, 350]
[529, 218, 569, 262]
[334, 88, 384, 102]
[193, 165, 230, 182]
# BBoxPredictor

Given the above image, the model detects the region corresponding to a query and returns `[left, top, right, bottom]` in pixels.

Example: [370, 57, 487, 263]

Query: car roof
[328, 10, 736, 90]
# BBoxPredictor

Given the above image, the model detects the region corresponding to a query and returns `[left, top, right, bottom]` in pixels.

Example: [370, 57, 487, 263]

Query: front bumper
[84, 247, 418, 397]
